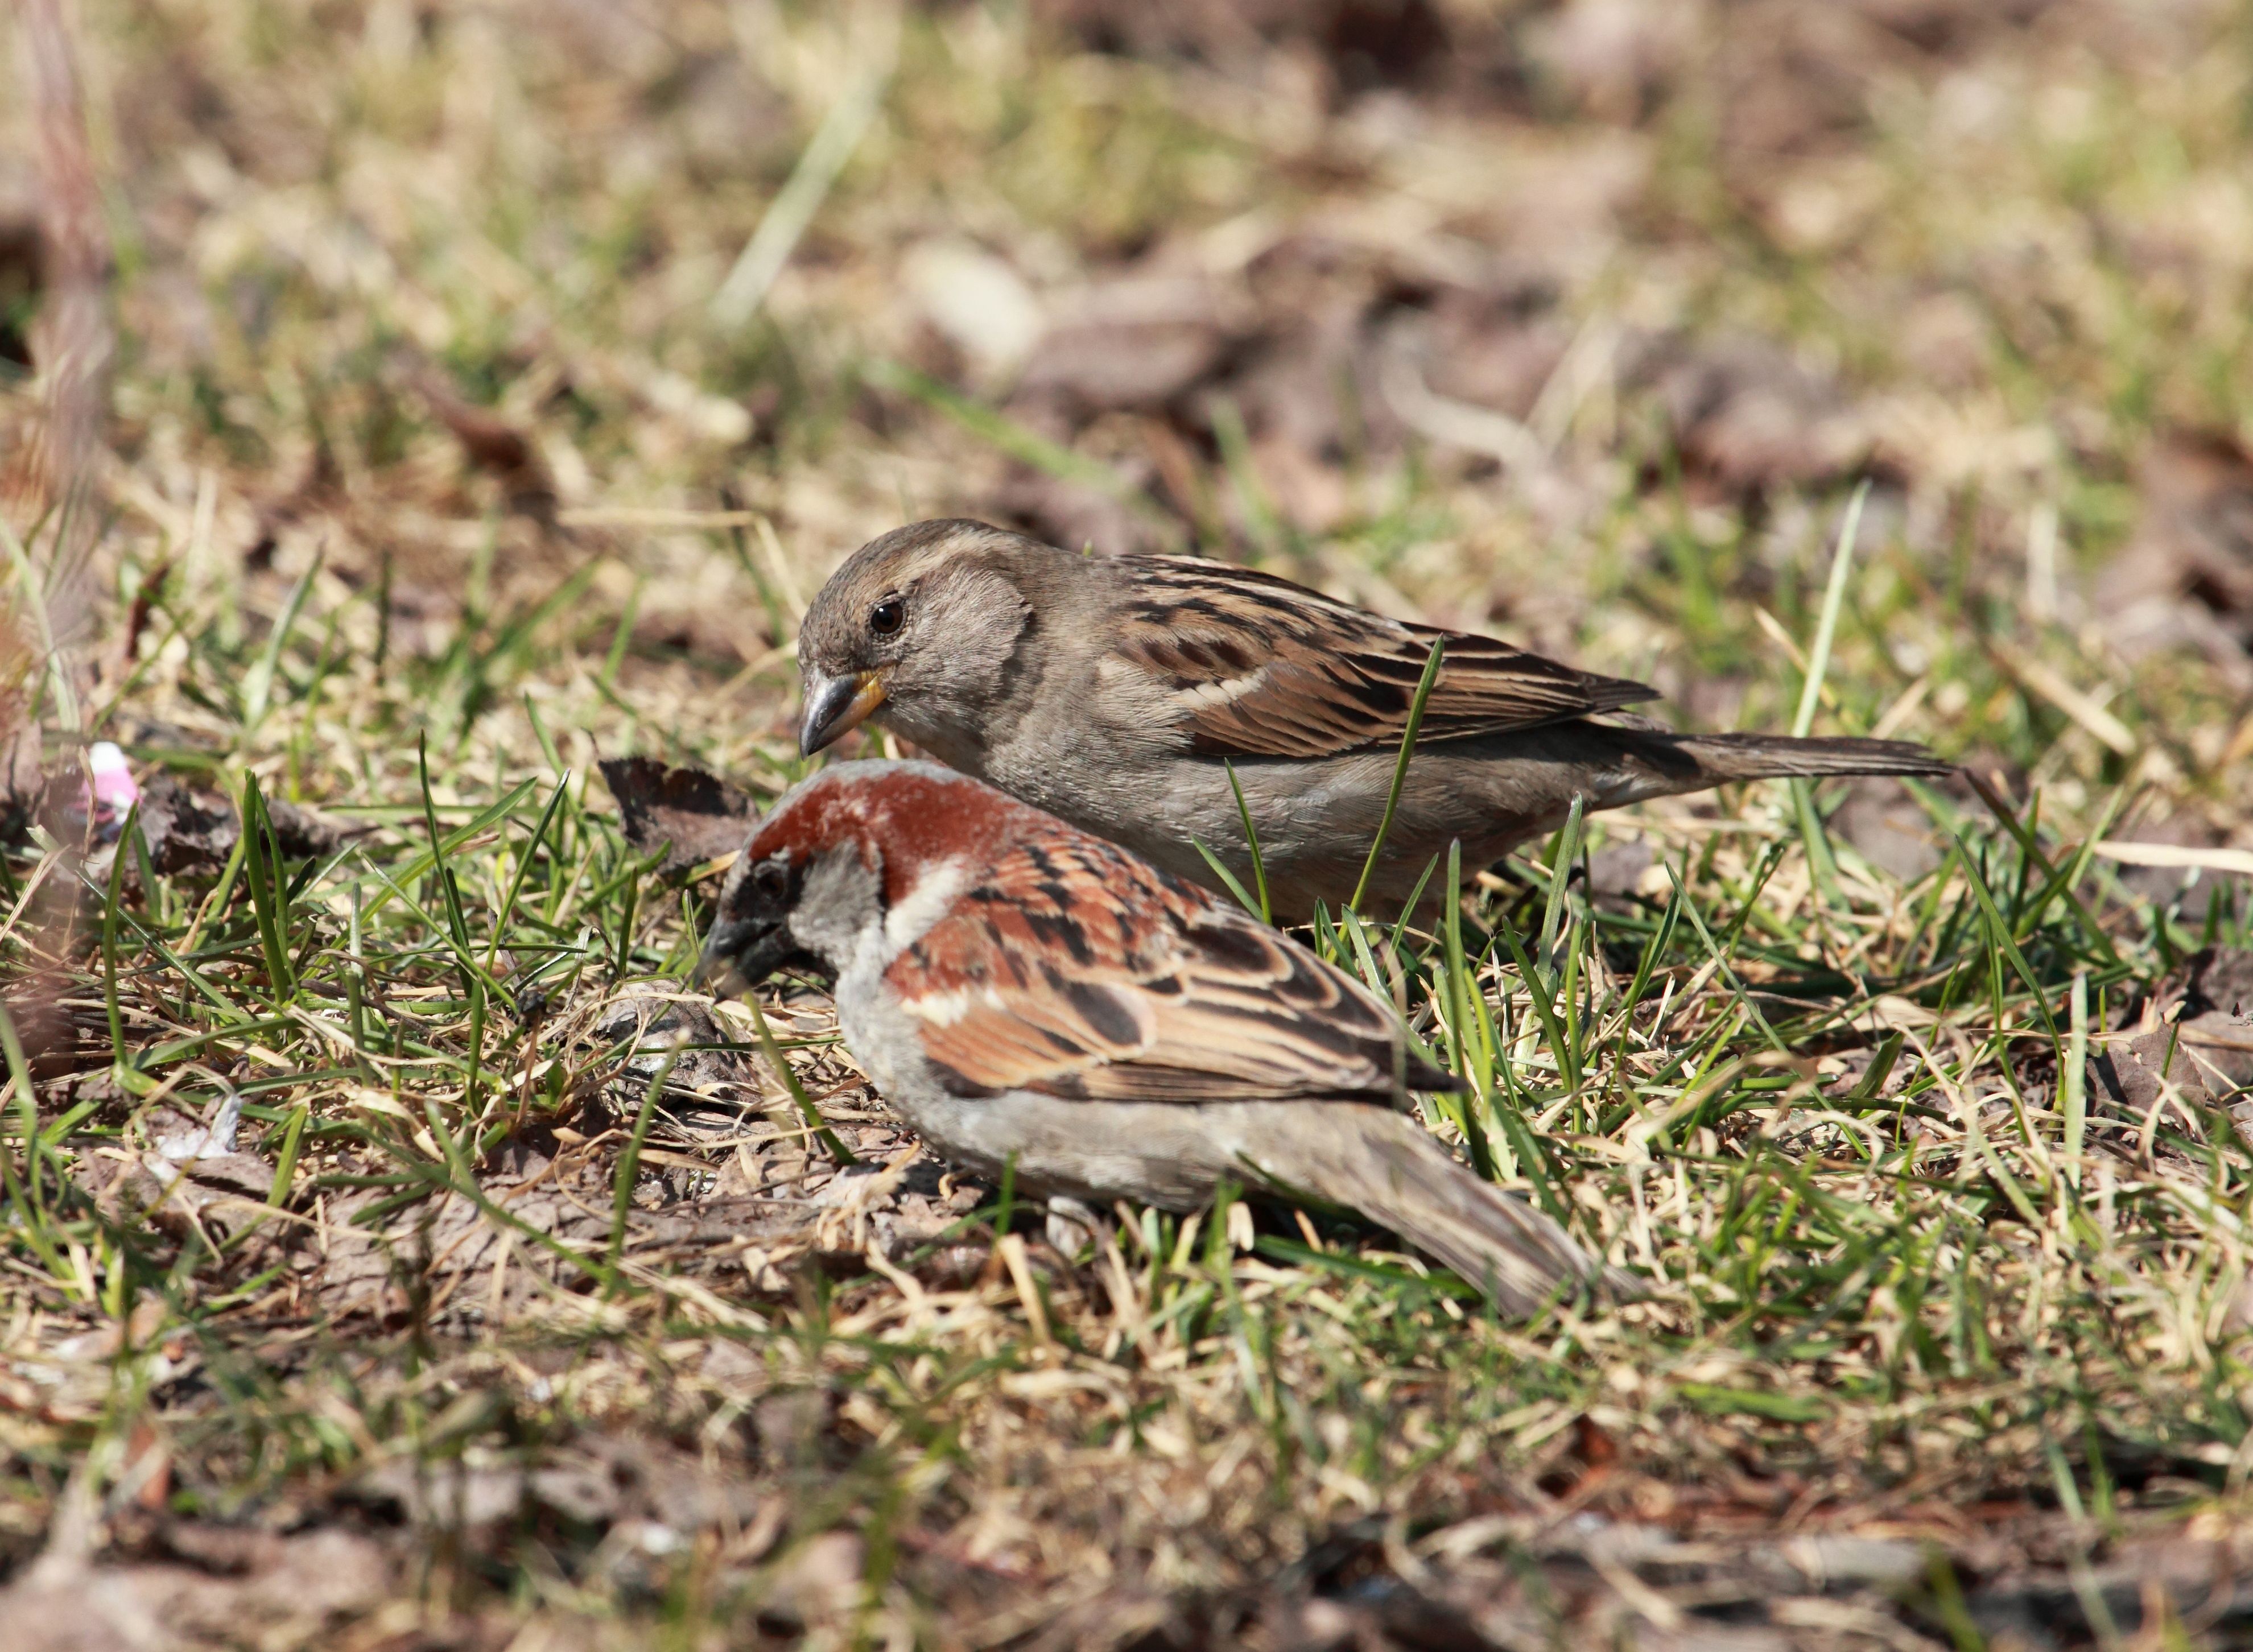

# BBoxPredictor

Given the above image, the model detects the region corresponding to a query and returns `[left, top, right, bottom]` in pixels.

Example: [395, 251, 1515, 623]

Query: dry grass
[3, 1, 2253, 1646]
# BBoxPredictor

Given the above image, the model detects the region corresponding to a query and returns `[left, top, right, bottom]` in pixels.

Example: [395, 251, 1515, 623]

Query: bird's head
[794, 520, 1045, 759]
[698, 759, 1025, 996]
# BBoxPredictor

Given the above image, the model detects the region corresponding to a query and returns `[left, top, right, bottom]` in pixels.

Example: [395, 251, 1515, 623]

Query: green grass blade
[1789, 481, 1869, 898]
[1538, 794, 1585, 967]
[1384, 854, 1443, 956]
[745, 996, 857, 1167]
[1438, 839, 1497, 1179]
[1946, 830, 2062, 1044]
[240, 550, 321, 741]
[1793, 481, 1869, 740]
[241, 774, 297, 1005]
[1348, 636, 1445, 916]
[1223, 760, 1270, 926]
[1191, 837, 1265, 918]
[1496, 921, 1580, 1096]
[267, 1103, 309, 1207]
[485, 774, 572, 972]
[608, 1046, 679, 1283]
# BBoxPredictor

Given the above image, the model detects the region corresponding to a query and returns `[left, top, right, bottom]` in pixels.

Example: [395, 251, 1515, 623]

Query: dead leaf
[0, 1526, 390, 1652]
[2092, 1030, 2217, 1118]
[905, 239, 1045, 384]
[2096, 431, 2253, 686]
[71, 771, 357, 882]
[596, 756, 755, 875]
[1573, 1413, 1622, 1471]
[2178, 948, 2253, 1093]
[593, 980, 758, 1135]
[131, 774, 243, 875]
[760, 1530, 866, 1632]
[990, 235, 1587, 546]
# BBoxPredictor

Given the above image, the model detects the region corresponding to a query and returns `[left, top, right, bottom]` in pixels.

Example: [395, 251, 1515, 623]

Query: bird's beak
[697, 912, 805, 1000]
[799, 668, 888, 757]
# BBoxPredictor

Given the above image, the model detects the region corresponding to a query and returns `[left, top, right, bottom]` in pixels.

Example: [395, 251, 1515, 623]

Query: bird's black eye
[750, 857, 789, 899]
[868, 596, 905, 637]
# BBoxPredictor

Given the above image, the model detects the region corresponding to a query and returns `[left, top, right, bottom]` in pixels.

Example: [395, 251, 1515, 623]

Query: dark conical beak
[696, 929, 752, 1000]
[799, 669, 888, 756]
[697, 910, 806, 999]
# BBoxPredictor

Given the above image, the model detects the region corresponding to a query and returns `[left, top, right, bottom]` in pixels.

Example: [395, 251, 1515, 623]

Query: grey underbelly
[975, 727, 1653, 919]
[885, 1090, 1252, 1211]
[1067, 755, 1587, 917]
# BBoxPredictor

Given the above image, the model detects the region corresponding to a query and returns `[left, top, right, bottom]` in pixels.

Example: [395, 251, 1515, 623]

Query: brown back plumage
[1109, 554, 1659, 758]
[885, 820, 1457, 1104]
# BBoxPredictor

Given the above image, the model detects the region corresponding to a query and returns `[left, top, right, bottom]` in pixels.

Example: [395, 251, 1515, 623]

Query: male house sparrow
[699, 761, 1612, 1312]
[795, 520, 1952, 920]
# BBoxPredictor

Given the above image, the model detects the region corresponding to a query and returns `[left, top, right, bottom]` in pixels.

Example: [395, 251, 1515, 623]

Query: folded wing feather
[1111, 556, 1658, 759]
[888, 831, 1418, 1102]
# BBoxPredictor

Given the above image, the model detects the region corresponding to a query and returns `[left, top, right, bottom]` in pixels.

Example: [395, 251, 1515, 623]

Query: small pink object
[84, 742, 140, 841]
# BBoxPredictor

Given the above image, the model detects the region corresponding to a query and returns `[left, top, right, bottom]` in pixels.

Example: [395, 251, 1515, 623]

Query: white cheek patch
[884, 856, 971, 953]
[789, 846, 887, 970]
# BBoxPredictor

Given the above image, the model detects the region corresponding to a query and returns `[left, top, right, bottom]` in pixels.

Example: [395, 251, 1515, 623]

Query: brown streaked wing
[887, 831, 1414, 1103]
[1110, 556, 1657, 759]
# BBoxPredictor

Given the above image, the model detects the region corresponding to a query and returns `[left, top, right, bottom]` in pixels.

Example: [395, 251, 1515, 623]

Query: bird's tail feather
[1232, 1105, 1628, 1315]
[1661, 732, 1952, 783]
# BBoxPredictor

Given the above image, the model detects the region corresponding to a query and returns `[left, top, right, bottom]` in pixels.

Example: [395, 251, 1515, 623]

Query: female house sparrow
[699, 761, 1614, 1313]
[795, 520, 1953, 920]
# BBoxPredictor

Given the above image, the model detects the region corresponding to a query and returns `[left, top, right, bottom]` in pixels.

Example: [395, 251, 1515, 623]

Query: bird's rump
[886, 831, 1433, 1102]
[1111, 555, 1658, 759]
